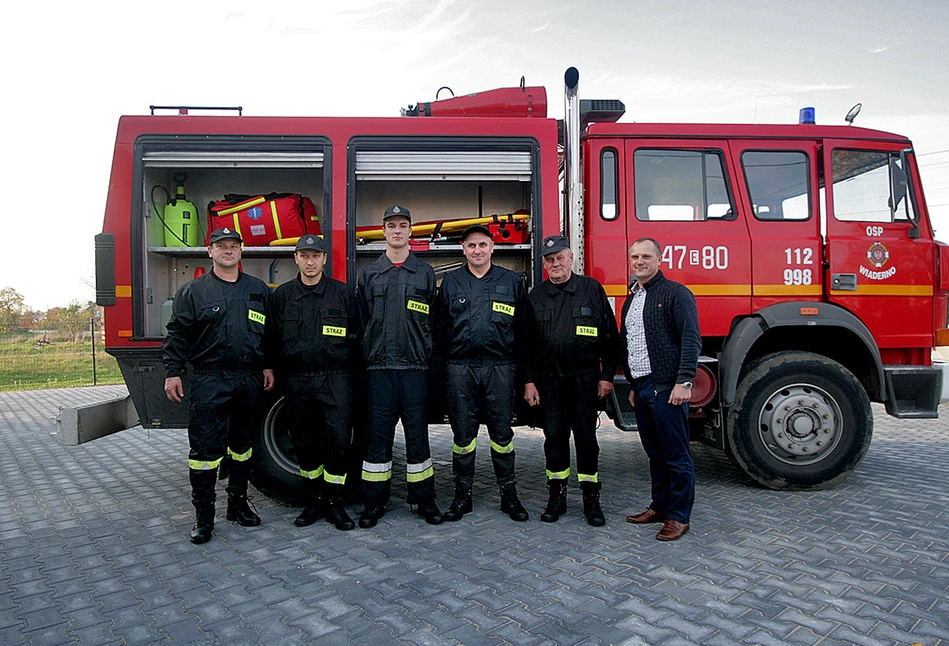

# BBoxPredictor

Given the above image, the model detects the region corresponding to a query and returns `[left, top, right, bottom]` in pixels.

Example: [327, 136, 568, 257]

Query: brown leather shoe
[656, 519, 690, 541]
[626, 508, 666, 524]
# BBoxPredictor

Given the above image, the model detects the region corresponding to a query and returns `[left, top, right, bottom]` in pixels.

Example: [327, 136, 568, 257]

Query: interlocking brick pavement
[0, 386, 947, 644]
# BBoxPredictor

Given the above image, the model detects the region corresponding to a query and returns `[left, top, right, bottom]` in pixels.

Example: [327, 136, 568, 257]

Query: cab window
[831, 149, 915, 223]
[742, 151, 810, 221]
[634, 149, 734, 221]
[600, 148, 618, 221]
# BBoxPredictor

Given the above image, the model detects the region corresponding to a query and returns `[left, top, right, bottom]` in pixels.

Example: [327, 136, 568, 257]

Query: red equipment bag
[488, 212, 529, 244]
[206, 193, 319, 246]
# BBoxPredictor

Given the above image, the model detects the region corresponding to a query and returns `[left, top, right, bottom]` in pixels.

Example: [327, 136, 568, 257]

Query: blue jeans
[631, 374, 695, 523]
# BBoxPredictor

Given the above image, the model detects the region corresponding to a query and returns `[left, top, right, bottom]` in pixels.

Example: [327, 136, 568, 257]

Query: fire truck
[94, 67, 947, 500]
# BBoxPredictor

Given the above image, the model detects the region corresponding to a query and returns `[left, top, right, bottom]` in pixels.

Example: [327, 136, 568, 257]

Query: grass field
[0, 336, 124, 392]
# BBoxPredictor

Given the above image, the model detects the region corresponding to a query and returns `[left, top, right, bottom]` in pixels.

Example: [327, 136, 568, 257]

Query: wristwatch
[679, 381, 693, 390]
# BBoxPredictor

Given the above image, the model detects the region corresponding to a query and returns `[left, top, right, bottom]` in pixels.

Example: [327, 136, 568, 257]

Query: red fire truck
[94, 68, 947, 499]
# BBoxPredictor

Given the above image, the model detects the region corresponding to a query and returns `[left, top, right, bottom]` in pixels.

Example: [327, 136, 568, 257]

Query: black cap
[541, 235, 570, 256]
[383, 205, 411, 222]
[295, 234, 327, 253]
[461, 224, 492, 240]
[209, 227, 243, 244]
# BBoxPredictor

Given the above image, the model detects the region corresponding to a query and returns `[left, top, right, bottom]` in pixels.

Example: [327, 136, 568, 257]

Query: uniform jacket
[618, 270, 701, 392]
[524, 273, 619, 382]
[357, 252, 436, 370]
[162, 270, 270, 377]
[434, 264, 528, 366]
[265, 273, 361, 376]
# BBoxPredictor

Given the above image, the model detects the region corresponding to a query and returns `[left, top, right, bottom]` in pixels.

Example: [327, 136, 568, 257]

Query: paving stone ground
[0, 386, 947, 645]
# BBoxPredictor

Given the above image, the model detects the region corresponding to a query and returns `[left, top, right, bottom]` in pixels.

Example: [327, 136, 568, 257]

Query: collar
[630, 269, 664, 293]
[295, 272, 327, 295]
[543, 272, 576, 295]
[382, 252, 418, 272]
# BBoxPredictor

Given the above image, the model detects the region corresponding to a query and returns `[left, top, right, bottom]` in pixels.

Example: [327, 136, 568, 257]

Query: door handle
[831, 273, 857, 291]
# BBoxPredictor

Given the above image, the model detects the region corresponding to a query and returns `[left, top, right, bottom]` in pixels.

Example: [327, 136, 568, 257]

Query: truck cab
[579, 117, 947, 488]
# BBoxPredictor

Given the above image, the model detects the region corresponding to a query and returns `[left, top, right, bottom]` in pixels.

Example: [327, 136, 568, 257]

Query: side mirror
[897, 148, 920, 239]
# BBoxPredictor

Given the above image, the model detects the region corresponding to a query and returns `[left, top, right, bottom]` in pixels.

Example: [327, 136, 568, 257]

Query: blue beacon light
[799, 107, 816, 124]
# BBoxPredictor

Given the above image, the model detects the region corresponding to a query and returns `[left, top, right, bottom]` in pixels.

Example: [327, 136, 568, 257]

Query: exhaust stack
[563, 67, 583, 273]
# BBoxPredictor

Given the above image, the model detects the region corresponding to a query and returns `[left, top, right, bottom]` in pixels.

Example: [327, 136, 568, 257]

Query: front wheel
[251, 396, 304, 504]
[727, 352, 872, 490]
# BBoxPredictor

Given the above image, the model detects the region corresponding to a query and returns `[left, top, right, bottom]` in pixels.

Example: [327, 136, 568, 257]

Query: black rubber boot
[443, 484, 473, 522]
[581, 483, 605, 527]
[190, 504, 215, 544]
[499, 483, 529, 522]
[226, 493, 261, 527]
[540, 480, 568, 523]
[226, 459, 261, 527]
[358, 505, 386, 528]
[325, 497, 356, 531]
[189, 469, 217, 544]
[416, 501, 444, 525]
[295, 479, 325, 527]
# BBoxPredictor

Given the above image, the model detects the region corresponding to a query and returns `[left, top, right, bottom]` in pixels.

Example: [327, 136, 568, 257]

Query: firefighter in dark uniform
[162, 227, 275, 544]
[523, 236, 618, 526]
[266, 234, 360, 531]
[435, 224, 530, 522]
[356, 205, 443, 528]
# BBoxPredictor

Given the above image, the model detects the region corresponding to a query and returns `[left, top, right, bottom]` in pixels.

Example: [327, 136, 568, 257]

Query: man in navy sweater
[619, 238, 701, 541]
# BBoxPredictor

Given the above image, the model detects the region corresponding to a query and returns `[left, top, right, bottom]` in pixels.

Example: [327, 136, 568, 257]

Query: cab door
[822, 140, 935, 358]
[730, 141, 824, 310]
[623, 139, 751, 336]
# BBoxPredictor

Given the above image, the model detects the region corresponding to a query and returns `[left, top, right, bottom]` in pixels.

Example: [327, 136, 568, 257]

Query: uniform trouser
[187, 370, 264, 505]
[285, 372, 352, 498]
[362, 369, 436, 506]
[535, 371, 601, 488]
[446, 363, 517, 489]
[631, 374, 695, 523]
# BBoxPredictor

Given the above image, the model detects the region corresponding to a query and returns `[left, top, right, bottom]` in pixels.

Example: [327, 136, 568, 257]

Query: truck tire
[251, 396, 304, 504]
[727, 351, 872, 490]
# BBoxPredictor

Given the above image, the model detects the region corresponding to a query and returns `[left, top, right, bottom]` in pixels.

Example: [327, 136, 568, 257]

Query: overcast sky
[2, 0, 947, 310]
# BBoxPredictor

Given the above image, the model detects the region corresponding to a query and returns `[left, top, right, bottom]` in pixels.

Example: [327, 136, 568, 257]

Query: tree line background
[0, 286, 123, 391]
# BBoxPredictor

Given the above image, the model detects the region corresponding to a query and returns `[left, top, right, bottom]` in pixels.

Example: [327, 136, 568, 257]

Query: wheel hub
[757, 383, 842, 465]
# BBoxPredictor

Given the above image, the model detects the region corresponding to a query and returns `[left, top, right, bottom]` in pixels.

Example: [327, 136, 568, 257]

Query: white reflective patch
[361, 461, 393, 473]
[406, 458, 434, 473]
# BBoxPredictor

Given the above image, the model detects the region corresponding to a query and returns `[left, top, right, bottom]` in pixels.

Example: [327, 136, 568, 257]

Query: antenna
[845, 103, 862, 125]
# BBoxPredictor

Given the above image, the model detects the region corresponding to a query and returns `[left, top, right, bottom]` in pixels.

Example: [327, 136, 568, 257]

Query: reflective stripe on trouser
[536, 371, 600, 484]
[446, 363, 517, 488]
[362, 369, 436, 506]
[187, 371, 264, 501]
[285, 373, 353, 492]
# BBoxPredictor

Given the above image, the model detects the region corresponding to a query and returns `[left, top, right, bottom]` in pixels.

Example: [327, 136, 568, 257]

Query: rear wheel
[727, 352, 872, 490]
[251, 397, 304, 504]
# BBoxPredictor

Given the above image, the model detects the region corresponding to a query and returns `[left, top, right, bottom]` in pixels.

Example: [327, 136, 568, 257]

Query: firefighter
[356, 205, 443, 527]
[266, 234, 360, 531]
[523, 236, 618, 526]
[434, 224, 530, 522]
[162, 227, 275, 545]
